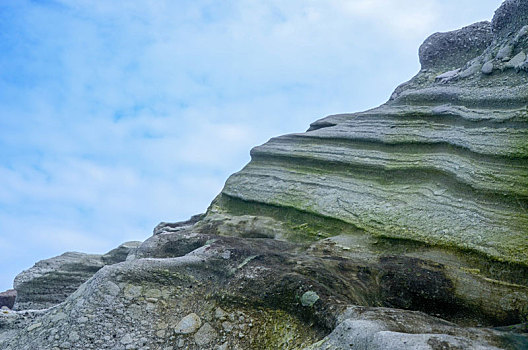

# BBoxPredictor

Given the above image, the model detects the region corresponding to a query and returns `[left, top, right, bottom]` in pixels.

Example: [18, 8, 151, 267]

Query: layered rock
[213, 2, 528, 265]
[13, 241, 141, 310]
[198, 0, 528, 325]
[1, 1, 528, 349]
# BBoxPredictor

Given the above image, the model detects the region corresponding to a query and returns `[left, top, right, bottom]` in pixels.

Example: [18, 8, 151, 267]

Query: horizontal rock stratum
[1, 1, 528, 349]
[12, 241, 141, 311]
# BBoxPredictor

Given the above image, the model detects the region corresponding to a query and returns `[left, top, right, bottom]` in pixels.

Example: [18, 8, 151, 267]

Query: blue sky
[0, 0, 504, 291]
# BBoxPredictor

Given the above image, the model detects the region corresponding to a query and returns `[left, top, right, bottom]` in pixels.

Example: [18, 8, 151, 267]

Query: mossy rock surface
[216, 0, 528, 267]
[2, 229, 525, 349]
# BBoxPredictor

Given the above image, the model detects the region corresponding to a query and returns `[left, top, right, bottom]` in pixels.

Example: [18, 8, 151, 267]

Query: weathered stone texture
[1, 230, 525, 349]
[213, 0, 528, 269]
[13, 241, 141, 310]
[0, 290, 16, 310]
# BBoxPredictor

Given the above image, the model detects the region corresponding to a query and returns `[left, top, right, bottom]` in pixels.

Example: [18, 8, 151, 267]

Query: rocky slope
[1, 1, 527, 349]
[13, 241, 141, 310]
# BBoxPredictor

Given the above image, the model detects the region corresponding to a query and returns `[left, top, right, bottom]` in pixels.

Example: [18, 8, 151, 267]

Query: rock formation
[199, 0, 528, 325]
[0, 290, 16, 310]
[13, 241, 141, 310]
[1, 1, 527, 349]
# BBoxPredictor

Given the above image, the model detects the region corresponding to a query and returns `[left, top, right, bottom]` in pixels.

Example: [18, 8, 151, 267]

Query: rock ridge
[13, 241, 141, 311]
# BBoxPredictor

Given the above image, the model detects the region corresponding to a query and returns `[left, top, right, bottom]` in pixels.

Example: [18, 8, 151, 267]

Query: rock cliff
[199, 0, 528, 326]
[1, 1, 527, 349]
[212, 5, 528, 267]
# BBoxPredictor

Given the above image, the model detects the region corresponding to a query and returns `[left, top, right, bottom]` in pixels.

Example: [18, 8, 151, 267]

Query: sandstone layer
[199, 0, 528, 325]
[213, 3, 528, 266]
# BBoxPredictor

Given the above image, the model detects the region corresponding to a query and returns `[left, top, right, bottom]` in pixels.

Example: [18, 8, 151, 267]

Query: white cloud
[30, 227, 112, 253]
[336, 0, 440, 35]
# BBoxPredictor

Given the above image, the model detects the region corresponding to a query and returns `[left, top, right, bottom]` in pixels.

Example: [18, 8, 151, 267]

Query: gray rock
[305, 318, 501, 350]
[203, 1, 528, 326]
[13, 252, 104, 311]
[194, 322, 217, 346]
[102, 241, 142, 264]
[514, 25, 528, 43]
[434, 68, 460, 83]
[505, 51, 527, 69]
[215, 343, 229, 350]
[458, 59, 482, 78]
[14, 241, 140, 310]
[1, 230, 525, 349]
[120, 334, 133, 345]
[0, 290, 16, 309]
[496, 44, 514, 60]
[419, 21, 492, 71]
[481, 60, 494, 74]
[153, 214, 204, 235]
[491, 0, 528, 36]
[214, 307, 227, 320]
[1, 2, 528, 350]
[174, 313, 202, 334]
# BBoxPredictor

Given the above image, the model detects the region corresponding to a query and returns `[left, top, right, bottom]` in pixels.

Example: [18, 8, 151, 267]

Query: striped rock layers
[201, 0, 528, 323]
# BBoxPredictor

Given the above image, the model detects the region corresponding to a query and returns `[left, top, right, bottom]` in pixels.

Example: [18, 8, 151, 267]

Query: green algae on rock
[209, 1, 528, 268]
[192, 0, 528, 334]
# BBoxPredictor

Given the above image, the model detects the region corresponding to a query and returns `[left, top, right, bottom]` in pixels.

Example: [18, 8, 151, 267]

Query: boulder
[0, 290, 16, 310]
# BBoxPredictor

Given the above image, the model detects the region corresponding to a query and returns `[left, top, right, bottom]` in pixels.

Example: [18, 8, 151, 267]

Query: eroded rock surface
[0, 290, 16, 310]
[198, 0, 528, 325]
[1, 230, 526, 349]
[214, 0, 528, 267]
[13, 241, 141, 310]
[2, 1, 528, 349]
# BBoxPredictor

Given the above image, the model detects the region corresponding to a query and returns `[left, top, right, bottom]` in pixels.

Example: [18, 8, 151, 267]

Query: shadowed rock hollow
[1, 1, 527, 349]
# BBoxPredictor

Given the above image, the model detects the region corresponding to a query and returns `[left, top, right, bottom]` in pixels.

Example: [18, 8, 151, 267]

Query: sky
[0, 0, 504, 292]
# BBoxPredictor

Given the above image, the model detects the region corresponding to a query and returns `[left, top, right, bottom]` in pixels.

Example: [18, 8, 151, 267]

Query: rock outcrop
[13, 241, 141, 310]
[198, 0, 528, 326]
[0, 290, 16, 310]
[1, 1, 527, 349]
[1, 230, 526, 350]
[212, 2, 528, 266]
